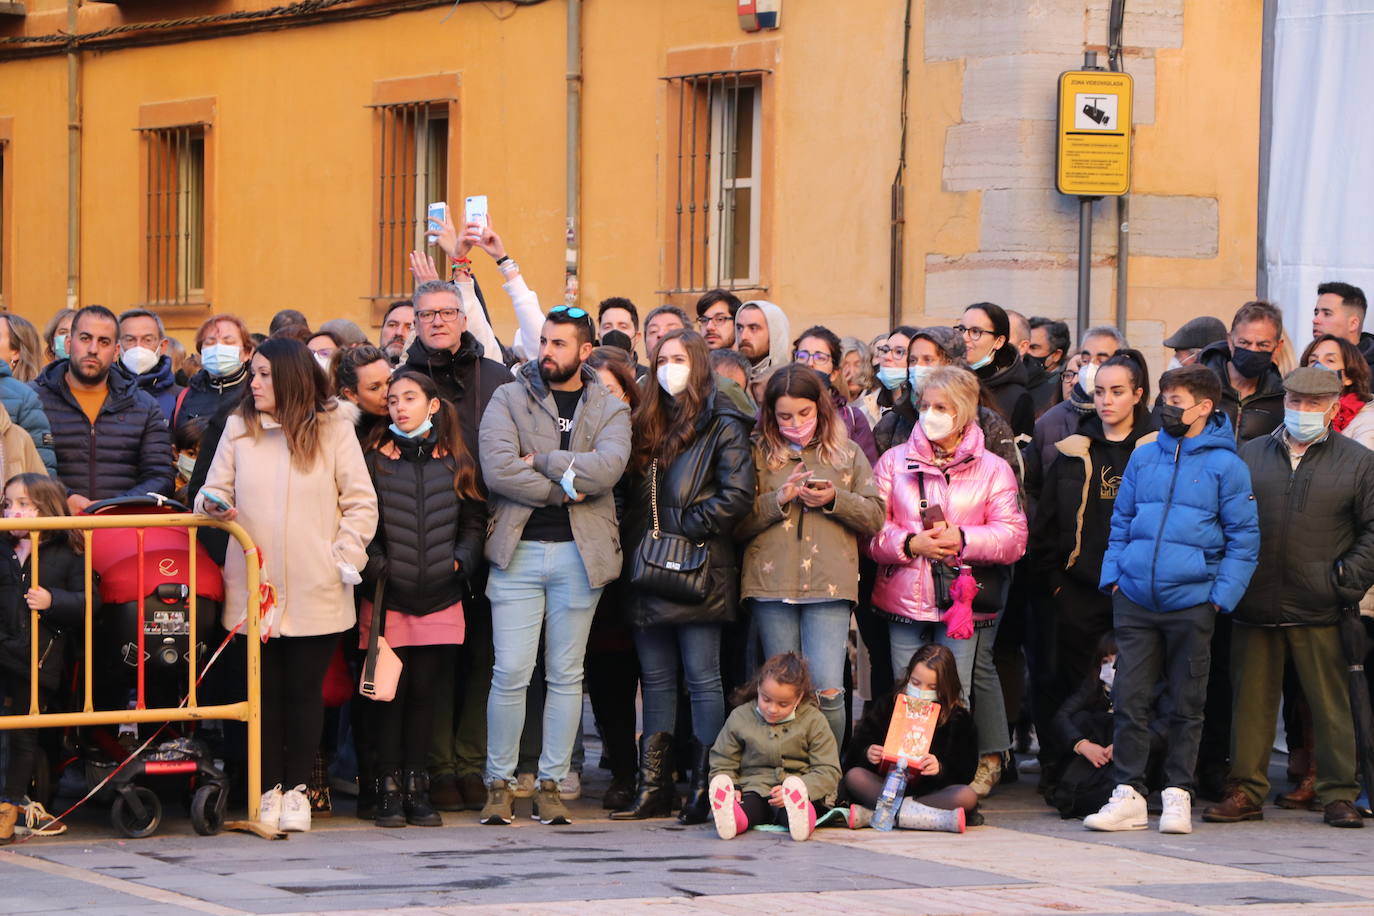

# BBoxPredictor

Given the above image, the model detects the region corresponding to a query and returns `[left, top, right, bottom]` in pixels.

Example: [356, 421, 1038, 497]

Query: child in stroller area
[0, 473, 86, 843]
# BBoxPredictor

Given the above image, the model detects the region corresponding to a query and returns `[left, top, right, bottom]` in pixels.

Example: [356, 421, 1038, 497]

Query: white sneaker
[513, 772, 536, 799]
[558, 771, 582, 801]
[1083, 784, 1148, 832]
[279, 784, 311, 832]
[1159, 787, 1193, 834]
[258, 784, 283, 831]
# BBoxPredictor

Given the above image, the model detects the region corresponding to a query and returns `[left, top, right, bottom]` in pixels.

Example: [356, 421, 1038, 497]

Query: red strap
[171, 386, 189, 428]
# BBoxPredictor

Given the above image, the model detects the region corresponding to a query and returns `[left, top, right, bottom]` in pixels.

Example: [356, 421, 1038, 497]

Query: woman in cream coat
[199, 337, 377, 832]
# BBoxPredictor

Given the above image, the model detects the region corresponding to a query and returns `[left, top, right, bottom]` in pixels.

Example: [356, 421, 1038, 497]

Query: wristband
[495, 255, 511, 266]
[498, 259, 520, 278]
[449, 256, 472, 266]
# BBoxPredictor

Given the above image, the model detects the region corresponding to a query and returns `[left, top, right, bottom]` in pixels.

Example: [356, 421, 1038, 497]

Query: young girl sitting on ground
[843, 644, 978, 833]
[707, 652, 841, 841]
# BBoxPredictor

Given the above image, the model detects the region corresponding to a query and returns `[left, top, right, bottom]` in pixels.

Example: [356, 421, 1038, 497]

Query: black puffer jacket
[113, 356, 183, 428]
[0, 537, 87, 690]
[365, 428, 488, 615]
[32, 361, 174, 501]
[1236, 428, 1374, 626]
[403, 333, 513, 465]
[975, 349, 1035, 439]
[624, 389, 755, 628]
[175, 365, 249, 433]
[1197, 340, 1284, 444]
[1030, 413, 1156, 590]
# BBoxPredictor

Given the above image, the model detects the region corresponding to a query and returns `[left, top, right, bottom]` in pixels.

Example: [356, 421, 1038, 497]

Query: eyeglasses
[953, 325, 993, 341]
[549, 306, 589, 319]
[121, 334, 162, 350]
[697, 314, 733, 328]
[794, 350, 834, 366]
[1063, 368, 1079, 383]
[417, 307, 462, 323]
[875, 344, 907, 359]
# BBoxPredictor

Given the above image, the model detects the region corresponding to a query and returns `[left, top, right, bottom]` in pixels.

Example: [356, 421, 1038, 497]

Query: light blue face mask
[560, 458, 580, 502]
[54, 334, 69, 361]
[389, 416, 434, 439]
[968, 351, 994, 371]
[1283, 407, 1328, 443]
[877, 365, 907, 391]
[907, 365, 934, 392]
[904, 683, 938, 702]
[758, 703, 796, 725]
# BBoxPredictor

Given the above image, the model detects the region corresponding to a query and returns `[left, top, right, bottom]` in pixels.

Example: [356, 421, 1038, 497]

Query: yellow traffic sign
[1057, 70, 1133, 197]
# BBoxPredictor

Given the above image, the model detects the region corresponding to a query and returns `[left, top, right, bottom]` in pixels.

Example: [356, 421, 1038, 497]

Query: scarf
[1334, 391, 1366, 433]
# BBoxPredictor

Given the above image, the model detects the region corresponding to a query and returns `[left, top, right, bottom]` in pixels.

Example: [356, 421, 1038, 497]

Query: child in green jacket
[707, 652, 841, 841]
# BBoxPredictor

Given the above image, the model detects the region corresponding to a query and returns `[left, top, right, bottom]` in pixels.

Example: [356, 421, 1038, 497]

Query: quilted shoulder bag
[629, 460, 710, 604]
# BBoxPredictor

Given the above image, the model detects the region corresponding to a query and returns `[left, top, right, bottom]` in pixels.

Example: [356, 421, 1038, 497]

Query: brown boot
[1202, 789, 1264, 823]
[1276, 769, 1318, 810]
[0, 801, 17, 846]
[1323, 799, 1365, 828]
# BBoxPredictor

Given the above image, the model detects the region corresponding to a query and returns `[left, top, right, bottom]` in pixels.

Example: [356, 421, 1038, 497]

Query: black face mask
[1024, 354, 1048, 375]
[1158, 403, 1195, 438]
[1230, 346, 1273, 379]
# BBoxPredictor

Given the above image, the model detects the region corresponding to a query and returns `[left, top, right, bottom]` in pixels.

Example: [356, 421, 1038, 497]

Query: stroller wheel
[190, 783, 227, 836]
[111, 786, 162, 838]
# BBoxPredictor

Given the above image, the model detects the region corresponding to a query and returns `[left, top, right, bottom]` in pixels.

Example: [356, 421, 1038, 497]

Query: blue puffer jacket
[1099, 412, 1259, 613]
[31, 360, 174, 501]
[0, 361, 57, 475]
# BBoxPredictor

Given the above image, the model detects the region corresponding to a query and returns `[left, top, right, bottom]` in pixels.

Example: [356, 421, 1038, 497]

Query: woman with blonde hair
[0, 315, 44, 383]
[867, 365, 1027, 796]
[736, 365, 884, 744]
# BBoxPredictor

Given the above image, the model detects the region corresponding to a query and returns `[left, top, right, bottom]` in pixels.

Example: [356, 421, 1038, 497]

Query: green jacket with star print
[735, 436, 885, 605]
[709, 700, 841, 803]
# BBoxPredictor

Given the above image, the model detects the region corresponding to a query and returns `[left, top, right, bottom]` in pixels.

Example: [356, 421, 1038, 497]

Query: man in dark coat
[1204, 366, 1374, 829]
[31, 305, 173, 512]
[1196, 301, 1286, 445]
[111, 308, 183, 425]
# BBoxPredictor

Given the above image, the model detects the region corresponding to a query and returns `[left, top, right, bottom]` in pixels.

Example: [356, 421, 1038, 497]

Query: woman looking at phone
[735, 366, 885, 745]
[867, 366, 1026, 793]
[198, 338, 378, 834]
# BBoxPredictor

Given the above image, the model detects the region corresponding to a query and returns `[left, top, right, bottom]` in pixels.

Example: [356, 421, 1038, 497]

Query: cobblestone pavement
[2, 754, 1373, 915]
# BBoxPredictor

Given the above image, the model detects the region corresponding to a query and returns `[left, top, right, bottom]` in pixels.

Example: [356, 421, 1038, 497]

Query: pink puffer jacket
[868, 420, 1027, 623]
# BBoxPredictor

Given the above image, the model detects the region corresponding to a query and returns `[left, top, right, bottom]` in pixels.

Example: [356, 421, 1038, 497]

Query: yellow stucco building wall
[0, 0, 1262, 357]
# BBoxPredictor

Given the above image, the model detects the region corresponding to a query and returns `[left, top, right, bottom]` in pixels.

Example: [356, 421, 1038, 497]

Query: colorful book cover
[881, 694, 940, 769]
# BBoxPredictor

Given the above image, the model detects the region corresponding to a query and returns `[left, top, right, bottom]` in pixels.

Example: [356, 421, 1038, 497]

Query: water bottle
[871, 753, 909, 831]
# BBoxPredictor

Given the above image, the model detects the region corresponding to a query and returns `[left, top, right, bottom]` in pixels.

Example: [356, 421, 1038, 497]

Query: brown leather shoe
[1277, 771, 1318, 810]
[1202, 790, 1264, 823]
[1324, 799, 1365, 828]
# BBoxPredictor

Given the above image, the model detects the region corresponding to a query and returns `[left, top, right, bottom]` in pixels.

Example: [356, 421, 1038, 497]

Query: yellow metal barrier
[0, 513, 263, 832]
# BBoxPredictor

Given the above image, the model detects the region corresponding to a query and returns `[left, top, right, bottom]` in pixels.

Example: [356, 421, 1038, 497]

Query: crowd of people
[2, 210, 1373, 845]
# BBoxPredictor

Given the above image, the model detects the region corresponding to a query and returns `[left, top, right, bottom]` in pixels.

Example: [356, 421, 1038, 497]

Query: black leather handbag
[629, 460, 710, 604]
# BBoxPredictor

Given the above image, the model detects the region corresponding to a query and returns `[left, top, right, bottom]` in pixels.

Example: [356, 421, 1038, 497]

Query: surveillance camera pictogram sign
[1075, 94, 1118, 130]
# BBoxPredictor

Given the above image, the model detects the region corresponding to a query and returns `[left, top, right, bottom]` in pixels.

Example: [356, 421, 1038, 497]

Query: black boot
[375, 772, 405, 828]
[602, 772, 636, 811]
[403, 769, 443, 827]
[677, 740, 710, 825]
[609, 732, 679, 820]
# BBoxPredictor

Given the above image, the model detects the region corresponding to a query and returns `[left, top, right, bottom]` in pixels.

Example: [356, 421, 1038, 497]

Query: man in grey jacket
[477, 305, 631, 827]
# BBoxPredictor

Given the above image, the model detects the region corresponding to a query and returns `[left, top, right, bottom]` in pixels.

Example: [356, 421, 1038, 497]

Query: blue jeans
[484, 541, 602, 784]
[752, 599, 851, 744]
[888, 615, 1010, 756]
[635, 623, 724, 744]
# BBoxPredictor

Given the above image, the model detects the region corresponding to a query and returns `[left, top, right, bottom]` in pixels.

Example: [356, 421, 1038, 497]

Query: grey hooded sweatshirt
[740, 299, 791, 382]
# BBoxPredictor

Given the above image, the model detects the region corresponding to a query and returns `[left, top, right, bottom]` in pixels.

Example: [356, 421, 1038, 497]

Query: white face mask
[1100, 661, 1116, 690]
[121, 346, 159, 376]
[920, 409, 955, 443]
[657, 362, 690, 397]
[1077, 360, 1099, 396]
[314, 352, 332, 371]
[202, 343, 243, 377]
[175, 453, 197, 480]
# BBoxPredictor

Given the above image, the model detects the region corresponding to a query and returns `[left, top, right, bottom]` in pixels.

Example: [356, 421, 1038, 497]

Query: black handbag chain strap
[363, 574, 387, 684]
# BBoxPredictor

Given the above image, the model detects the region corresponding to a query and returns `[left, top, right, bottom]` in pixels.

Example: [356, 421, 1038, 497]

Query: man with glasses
[478, 305, 631, 826]
[695, 289, 741, 350]
[112, 307, 184, 426]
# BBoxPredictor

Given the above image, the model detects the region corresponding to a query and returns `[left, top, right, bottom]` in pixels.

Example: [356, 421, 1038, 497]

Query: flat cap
[1163, 316, 1228, 350]
[913, 326, 967, 362]
[1283, 365, 1343, 397]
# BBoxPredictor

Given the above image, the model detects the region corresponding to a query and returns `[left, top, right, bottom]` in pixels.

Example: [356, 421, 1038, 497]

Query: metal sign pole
[1078, 196, 1093, 340]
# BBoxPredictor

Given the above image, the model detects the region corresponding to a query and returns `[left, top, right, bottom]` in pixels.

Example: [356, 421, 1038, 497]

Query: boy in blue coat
[1085, 364, 1259, 835]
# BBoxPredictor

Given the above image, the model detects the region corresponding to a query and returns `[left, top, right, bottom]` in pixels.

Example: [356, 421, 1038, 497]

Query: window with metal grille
[140, 125, 205, 305]
[662, 70, 767, 294]
[372, 102, 449, 300]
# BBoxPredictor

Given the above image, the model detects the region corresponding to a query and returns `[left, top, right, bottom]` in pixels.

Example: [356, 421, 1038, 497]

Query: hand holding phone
[464, 195, 489, 233]
[203, 490, 233, 512]
[920, 503, 946, 531]
[426, 201, 448, 245]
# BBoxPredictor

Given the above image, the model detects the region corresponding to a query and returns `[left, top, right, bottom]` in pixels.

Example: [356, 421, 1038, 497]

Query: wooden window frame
[136, 98, 215, 326]
[659, 41, 777, 305]
[367, 73, 460, 325]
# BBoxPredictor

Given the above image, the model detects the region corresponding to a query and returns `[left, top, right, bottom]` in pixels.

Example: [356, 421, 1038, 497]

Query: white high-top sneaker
[896, 798, 966, 833]
[279, 784, 312, 832]
[1083, 784, 1148, 831]
[1159, 787, 1193, 834]
[258, 784, 283, 831]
